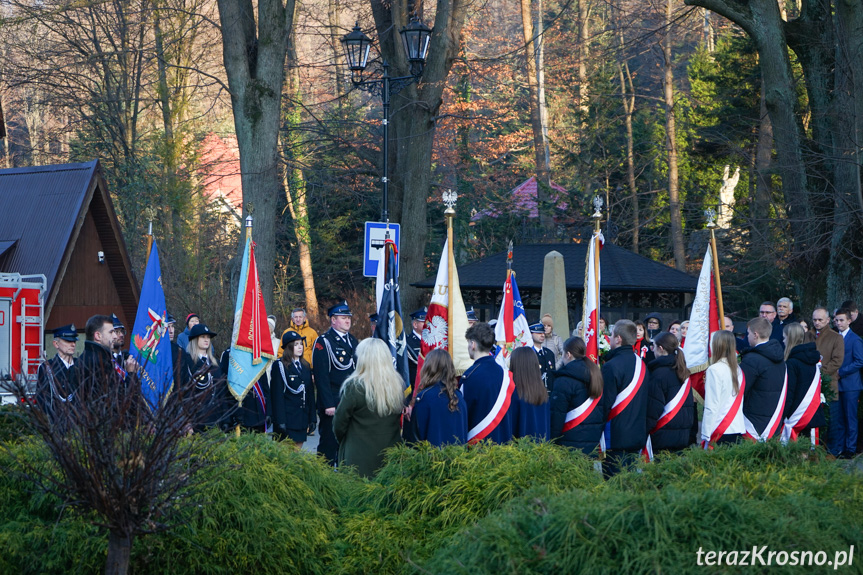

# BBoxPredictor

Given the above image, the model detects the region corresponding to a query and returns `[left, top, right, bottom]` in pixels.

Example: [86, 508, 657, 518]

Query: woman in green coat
[333, 338, 404, 477]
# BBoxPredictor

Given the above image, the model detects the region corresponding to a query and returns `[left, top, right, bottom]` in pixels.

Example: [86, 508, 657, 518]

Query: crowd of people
[35, 296, 863, 478]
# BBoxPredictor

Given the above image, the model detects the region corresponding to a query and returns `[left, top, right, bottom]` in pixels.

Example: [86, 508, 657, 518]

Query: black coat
[36, 355, 78, 424]
[219, 350, 269, 430]
[549, 359, 607, 455]
[645, 355, 697, 451]
[170, 341, 193, 390]
[740, 339, 787, 438]
[267, 359, 314, 443]
[784, 342, 826, 429]
[189, 355, 230, 431]
[534, 347, 557, 391]
[311, 329, 358, 410]
[406, 331, 421, 391]
[77, 340, 119, 387]
[600, 345, 649, 451]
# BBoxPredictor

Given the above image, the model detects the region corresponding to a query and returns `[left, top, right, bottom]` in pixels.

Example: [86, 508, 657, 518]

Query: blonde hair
[187, 337, 218, 365]
[783, 322, 806, 361]
[710, 330, 740, 394]
[341, 338, 405, 417]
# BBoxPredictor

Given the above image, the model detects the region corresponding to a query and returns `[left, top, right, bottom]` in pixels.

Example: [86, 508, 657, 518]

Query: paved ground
[302, 415, 320, 454]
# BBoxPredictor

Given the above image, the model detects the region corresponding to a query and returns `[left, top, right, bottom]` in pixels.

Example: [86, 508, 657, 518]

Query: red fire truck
[0, 273, 46, 403]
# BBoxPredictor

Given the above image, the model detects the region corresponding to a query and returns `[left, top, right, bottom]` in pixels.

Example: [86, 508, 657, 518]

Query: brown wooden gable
[0, 160, 139, 332]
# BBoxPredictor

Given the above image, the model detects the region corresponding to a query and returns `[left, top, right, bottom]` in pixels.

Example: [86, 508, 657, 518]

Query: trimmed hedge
[0, 436, 859, 575]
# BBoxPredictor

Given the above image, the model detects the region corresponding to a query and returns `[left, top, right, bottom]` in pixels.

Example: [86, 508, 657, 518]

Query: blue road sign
[364, 222, 400, 277]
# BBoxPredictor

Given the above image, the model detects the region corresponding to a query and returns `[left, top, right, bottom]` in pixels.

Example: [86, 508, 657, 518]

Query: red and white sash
[600, 354, 646, 451]
[467, 370, 515, 444]
[643, 377, 691, 461]
[743, 369, 787, 442]
[562, 392, 603, 433]
[702, 370, 746, 449]
[781, 363, 821, 444]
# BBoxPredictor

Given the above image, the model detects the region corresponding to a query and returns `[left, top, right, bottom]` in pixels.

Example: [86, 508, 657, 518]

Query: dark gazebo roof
[413, 242, 697, 293]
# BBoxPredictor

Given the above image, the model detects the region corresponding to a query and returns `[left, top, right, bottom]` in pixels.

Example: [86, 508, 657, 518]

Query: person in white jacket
[702, 330, 746, 447]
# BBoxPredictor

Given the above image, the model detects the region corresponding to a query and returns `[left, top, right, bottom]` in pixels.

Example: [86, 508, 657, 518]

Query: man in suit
[36, 324, 79, 424]
[312, 301, 358, 465]
[840, 300, 863, 339]
[831, 308, 863, 458]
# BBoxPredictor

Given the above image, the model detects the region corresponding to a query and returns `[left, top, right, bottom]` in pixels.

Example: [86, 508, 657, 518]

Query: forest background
[1, 0, 862, 337]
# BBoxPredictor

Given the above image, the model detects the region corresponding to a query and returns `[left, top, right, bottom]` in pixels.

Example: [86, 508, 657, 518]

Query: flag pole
[146, 221, 153, 260]
[706, 210, 725, 325]
[235, 215, 254, 438]
[445, 191, 455, 359]
[592, 204, 601, 308]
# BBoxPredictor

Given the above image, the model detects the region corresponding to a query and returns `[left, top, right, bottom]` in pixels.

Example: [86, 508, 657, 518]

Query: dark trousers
[829, 391, 861, 456]
[317, 411, 339, 465]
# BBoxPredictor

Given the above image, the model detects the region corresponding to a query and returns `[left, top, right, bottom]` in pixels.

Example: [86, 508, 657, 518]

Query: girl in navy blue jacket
[410, 349, 468, 446]
[549, 337, 606, 454]
[510, 347, 550, 440]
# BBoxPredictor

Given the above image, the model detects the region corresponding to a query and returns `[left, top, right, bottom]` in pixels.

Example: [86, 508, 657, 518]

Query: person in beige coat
[811, 307, 844, 397]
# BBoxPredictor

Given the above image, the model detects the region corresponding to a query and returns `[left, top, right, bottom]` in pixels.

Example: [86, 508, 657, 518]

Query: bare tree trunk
[328, 0, 345, 101]
[217, 0, 296, 309]
[663, 0, 686, 271]
[284, 16, 319, 318]
[577, 0, 590, 118]
[703, 8, 715, 52]
[370, 0, 468, 310]
[105, 531, 133, 575]
[536, 0, 551, 180]
[687, 0, 810, 264]
[753, 75, 773, 225]
[520, 0, 551, 227]
[619, 60, 639, 253]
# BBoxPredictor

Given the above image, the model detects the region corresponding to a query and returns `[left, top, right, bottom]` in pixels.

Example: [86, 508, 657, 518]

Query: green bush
[334, 439, 603, 575]
[0, 436, 859, 575]
[421, 486, 863, 574]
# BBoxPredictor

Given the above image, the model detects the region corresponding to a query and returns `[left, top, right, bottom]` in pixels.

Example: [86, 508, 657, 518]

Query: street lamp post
[341, 19, 432, 226]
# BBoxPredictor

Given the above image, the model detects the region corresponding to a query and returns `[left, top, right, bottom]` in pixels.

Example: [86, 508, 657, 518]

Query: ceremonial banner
[684, 245, 721, 398]
[374, 239, 411, 394]
[494, 272, 532, 369]
[131, 240, 174, 411]
[419, 240, 473, 388]
[581, 230, 604, 363]
[227, 230, 276, 402]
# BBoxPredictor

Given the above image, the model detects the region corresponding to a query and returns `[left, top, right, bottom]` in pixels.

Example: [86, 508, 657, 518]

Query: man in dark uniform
[406, 307, 426, 388]
[36, 324, 79, 423]
[530, 323, 556, 390]
[368, 313, 380, 337]
[111, 313, 129, 369]
[312, 300, 358, 466]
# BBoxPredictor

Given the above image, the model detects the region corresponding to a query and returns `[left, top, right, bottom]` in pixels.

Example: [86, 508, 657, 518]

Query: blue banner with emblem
[131, 240, 174, 411]
[374, 239, 411, 393]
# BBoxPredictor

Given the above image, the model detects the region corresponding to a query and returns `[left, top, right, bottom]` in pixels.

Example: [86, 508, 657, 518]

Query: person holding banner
[549, 337, 606, 455]
[409, 349, 468, 446]
[702, 330, 745, 446]
[187, 324, 228, 431]
[509, 346, 550, 440]
[600, 320, 649, 478]
[782, 323, 825, 445]
[645, 332, 697, 453]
